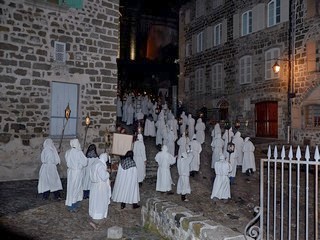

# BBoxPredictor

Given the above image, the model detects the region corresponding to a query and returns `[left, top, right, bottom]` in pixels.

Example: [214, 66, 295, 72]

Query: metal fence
[245, 145, 319, 240]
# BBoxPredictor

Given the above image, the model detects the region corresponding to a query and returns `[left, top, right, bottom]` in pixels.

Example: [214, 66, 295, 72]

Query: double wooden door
[255, 101, 278, 138]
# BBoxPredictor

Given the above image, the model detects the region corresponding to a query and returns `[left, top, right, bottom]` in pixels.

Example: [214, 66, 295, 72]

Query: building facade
[0, 0, 120, 181]
[178, 0, 320, 145]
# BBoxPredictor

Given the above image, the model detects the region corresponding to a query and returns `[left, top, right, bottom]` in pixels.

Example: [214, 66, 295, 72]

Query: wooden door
[255, 101, 278, 138]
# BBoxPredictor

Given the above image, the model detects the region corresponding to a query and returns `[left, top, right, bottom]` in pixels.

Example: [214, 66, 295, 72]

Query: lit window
[239, 55, 252, 84]
[241, 10, 252, 36]
[196, 32, 204, 53]
[211, 63, 223, 90]
[214, 23, 222, 46]
[50, 82, 79, 137]
[265, 48, 280, 79]
[268, 0, 280, 27]
[305, 105, 320, 128]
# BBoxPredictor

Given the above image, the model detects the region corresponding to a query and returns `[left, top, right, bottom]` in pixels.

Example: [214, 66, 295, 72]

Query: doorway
[255, 101, 278, 138]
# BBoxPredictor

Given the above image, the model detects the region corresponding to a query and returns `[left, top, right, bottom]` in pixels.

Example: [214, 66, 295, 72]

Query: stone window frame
[50, 81, 79, 138]
[211, 63, 223, 91]
[239, 55, 252, 85]
[265, 47, 280, 80]
[267, 0, 281, 27]
[241, 10, 252, 36]
[213, 23, 222, 46]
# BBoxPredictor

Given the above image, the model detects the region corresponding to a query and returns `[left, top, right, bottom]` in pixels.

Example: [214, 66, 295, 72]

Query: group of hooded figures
[210, 123, 256, 200]
[37, 135, 146, 224]
[37, 102, 256, 224]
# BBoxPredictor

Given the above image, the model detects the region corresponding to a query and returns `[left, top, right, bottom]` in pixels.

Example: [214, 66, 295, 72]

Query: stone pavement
[0, 125, 273, 240]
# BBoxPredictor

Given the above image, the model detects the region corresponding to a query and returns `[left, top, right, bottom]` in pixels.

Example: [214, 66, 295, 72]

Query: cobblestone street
[0, 126, 270, 240]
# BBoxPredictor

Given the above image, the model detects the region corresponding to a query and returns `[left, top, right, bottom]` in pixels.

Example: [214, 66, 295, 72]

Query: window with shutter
[211, 63, 223, 90]
[195, 68, 204, 92]
[265, 48, 280, 79]
[241, 10, 252, 36]
[268, 0, 280, 27]
[212, 0, 224, 9]
[196, 32, 204, 53]
[239, 55, 252, 84]
[54, 41, 66, 63]
[50, 82, 79, 137]
[214, 23, 222, 46]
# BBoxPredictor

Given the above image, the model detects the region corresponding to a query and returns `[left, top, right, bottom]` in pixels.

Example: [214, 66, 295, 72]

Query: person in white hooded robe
[186, 114, 195, 139]
[177, 132, 189, 157]
[133, 134, 147, 186]
[189, 135, 202, 177]
[177, 151, 193, 201]
[65, 139, 88, 212]
[83, 144, 99, 199]
[222, 127, 234, 158]
[155, 145, 176, 194]
[144, 114, 156, 137]
[112, 150, 140, 209]
[179, 111, 188, 135]
[89, 153, 111, 221]
[242, 137, 256, 176]
[210, 133, 224, 169]
[211, 153, 232, 200]
[233, 131, 244, 168]
[38, 138, 63, 200]
[195, 118, 206, 144]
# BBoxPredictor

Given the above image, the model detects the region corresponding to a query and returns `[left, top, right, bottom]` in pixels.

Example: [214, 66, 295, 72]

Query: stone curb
[142, 197, 253, 240]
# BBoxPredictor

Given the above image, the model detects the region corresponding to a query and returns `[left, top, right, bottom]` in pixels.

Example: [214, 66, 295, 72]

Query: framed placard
[111, 133, 133, 156]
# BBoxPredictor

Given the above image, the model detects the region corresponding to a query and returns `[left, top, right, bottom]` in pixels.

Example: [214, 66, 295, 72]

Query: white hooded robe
[133, 134, 147, 183]
[89, 153, 111, 220]
[176, 152, 192, 195]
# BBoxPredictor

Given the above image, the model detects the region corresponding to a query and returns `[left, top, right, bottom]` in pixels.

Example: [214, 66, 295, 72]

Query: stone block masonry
[142, 198, 251, 240]
[0, 0, 120, 181]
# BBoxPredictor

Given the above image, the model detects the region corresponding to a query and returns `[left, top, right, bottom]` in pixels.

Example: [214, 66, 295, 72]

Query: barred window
[54, 41, 66, 63]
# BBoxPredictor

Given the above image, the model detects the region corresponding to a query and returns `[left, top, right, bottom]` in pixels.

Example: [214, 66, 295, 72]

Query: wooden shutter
[280, 0, 289, 23]
[252, 3, 266, 32]
[233, 13, 239, 39]
[62, 0, 83, 9]
[222, 19, 227, 44]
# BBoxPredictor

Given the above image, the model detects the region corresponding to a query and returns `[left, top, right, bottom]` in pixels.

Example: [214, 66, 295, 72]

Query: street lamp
[58, 103, 71, 153]
[82, 114, 91, 151]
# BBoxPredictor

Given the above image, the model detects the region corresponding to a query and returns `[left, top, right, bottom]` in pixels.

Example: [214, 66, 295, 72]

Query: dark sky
[120, 0, 188, 17]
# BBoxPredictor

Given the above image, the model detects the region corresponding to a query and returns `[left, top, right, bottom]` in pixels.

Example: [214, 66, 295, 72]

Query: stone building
[178, 0, 320, 145]
[0, 0, 120, 181]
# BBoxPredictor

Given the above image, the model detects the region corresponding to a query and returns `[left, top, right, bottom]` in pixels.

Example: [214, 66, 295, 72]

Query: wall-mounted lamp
[82, 113, 91, 151]
[58, 103, 71, 153]
[272, 61, 281, 73]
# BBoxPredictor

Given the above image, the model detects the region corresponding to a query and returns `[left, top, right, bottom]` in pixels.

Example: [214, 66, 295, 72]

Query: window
[196, 0, 205, 18]
[185, 77, 190, 92]
[185, 9, 191, 24]
[316, 41, 320, 71]
[305, 105, 320, 128]
[242, 10, 252, 36]
[212, 0, 224, 9]
[195, 68, 204, 92]
[50, 82, 79, 137]
[54, 41, 66, 63]
[211, 63, 223, 90]
[186, 42, 191, 57]
[214, 23, 222, 46]
[45, 0, 83, 9]
[268, 0, 280, 27]
[265, 48, 280, 79]
[196, 32, 204, 53]
[239, 56, 252, 84]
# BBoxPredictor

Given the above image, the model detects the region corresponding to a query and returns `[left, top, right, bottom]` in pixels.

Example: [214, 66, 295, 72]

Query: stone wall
[178, 0, 320, 145]
[0, 0, 119, 181]
[142, 198, 251, 240]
